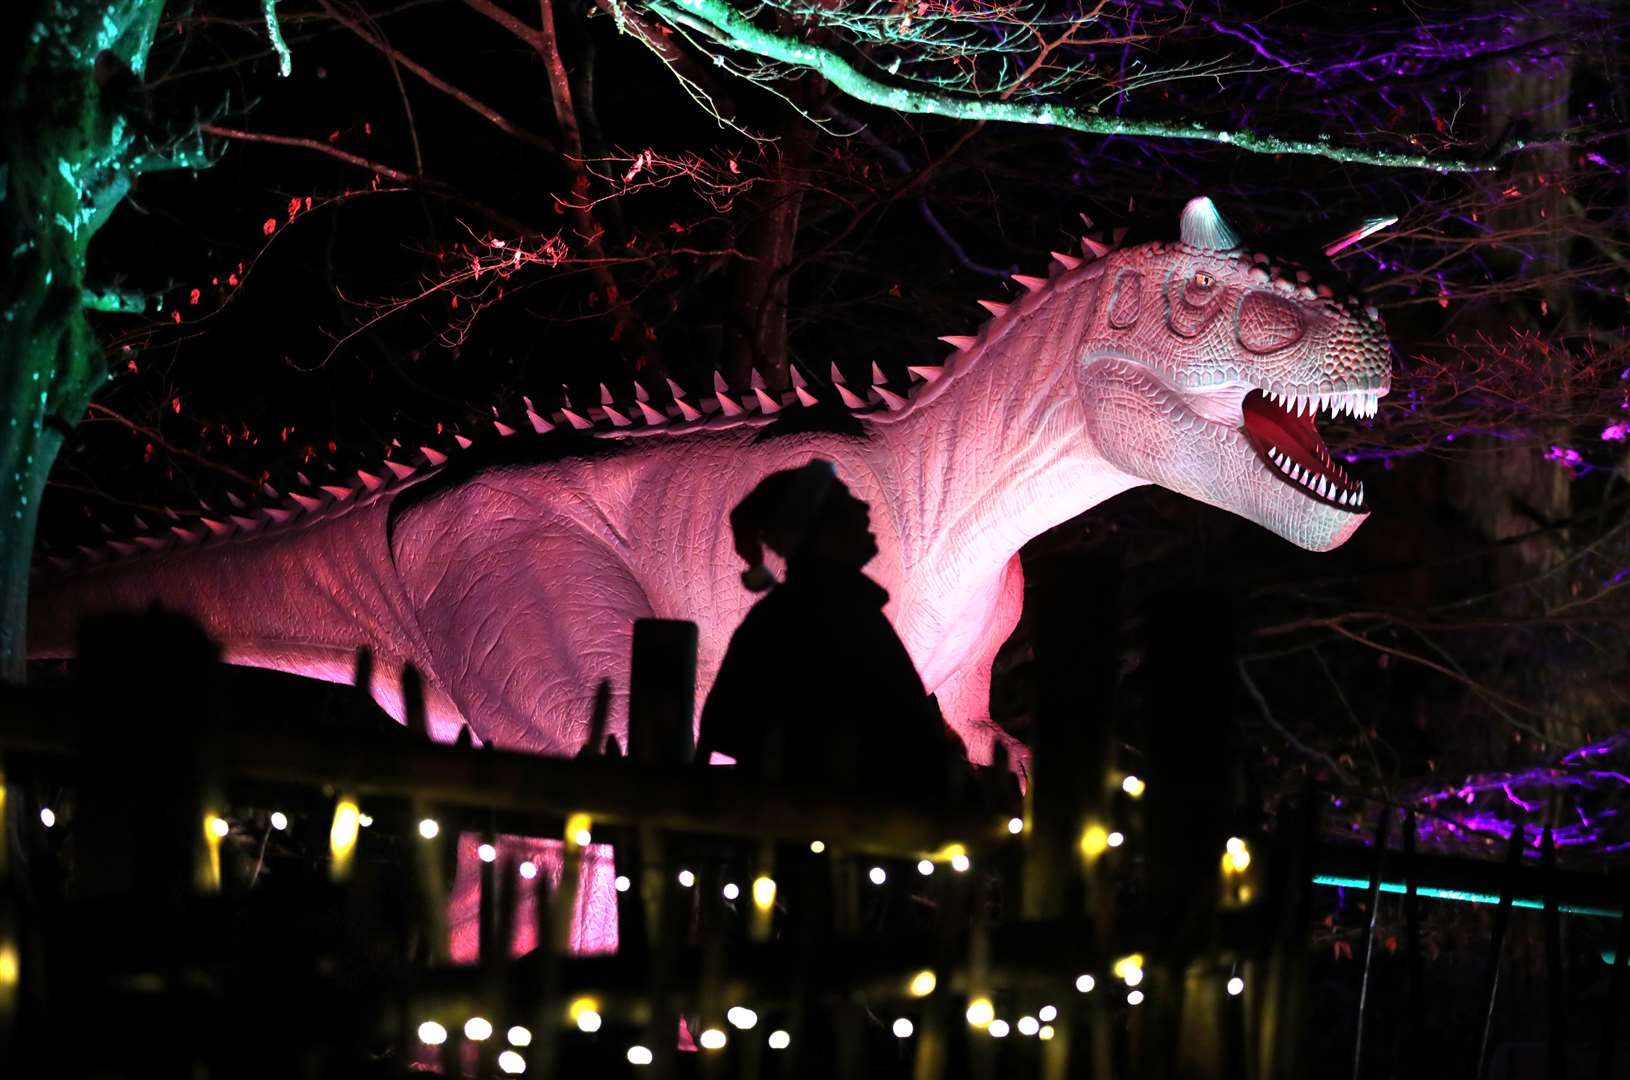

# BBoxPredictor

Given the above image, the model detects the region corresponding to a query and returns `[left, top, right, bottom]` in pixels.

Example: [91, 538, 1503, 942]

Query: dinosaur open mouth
[1241, 388, 1369, 511]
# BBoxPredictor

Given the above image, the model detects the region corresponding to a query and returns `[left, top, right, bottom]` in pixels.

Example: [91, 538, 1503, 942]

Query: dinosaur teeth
[638, 400, 669, 425]
[939, 335, 978, 352]
[421, 445, 448, 466]
[978, 300, 1009, 318]
[1050, 251, 1081, 271]
[906, 365, 943, 382]
[754, 387, 782, 414]
[1012, 274, 1046, 294]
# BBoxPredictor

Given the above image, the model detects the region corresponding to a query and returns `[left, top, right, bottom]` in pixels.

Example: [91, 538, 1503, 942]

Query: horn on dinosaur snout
[1179, 196, 1242, 251]
[1322, 215, 1399, 257]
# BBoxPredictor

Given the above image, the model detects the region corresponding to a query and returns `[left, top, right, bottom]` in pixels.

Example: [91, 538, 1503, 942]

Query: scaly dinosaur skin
[29, 197, 1390, 950]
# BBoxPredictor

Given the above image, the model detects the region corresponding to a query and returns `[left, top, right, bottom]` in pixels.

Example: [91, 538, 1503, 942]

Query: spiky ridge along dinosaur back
[30, 197, 1390, 950]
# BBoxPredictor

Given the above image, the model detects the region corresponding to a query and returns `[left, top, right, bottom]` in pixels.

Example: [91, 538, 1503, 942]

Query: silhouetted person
[697, 460, 955, 802]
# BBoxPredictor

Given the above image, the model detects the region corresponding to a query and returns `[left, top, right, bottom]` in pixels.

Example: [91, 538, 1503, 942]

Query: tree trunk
[0, 0, 172, 681]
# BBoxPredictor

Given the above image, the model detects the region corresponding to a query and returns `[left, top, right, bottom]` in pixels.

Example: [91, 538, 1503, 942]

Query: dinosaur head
[1079, 196, 1391, 552]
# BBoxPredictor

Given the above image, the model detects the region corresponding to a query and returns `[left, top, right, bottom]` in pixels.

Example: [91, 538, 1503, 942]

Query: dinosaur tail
[27, 498, 447, 729]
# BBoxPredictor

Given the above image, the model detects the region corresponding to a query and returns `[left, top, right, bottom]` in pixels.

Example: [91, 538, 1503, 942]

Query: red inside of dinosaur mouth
[1240, 390, 1365, 511]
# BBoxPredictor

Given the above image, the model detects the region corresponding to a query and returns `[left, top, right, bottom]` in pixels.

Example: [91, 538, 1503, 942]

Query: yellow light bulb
[698, 1028, 727, 1050]
[752, 876, 776, 910]
[329, 799, 360, 878]
[566, 812, 592, 847]
[1080, 825, 1109, 859]
[568, 997, 599, 1023]
[965, 998, 995, 1028]
[1121, 775, 1146, 798]
[909, 970, 937, 997]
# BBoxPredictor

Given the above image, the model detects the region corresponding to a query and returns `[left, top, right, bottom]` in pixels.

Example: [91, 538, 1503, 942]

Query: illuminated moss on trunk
[0, 0, 205, 679]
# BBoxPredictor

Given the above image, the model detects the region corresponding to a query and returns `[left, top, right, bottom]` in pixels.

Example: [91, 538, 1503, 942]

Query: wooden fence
[0, 601, 1625, 1078]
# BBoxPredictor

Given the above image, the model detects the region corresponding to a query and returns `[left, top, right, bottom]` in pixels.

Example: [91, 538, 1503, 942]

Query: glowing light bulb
[1080, 825, 1109, 858]
[1039, 1005, 1057, 1022]
[39, 808, 55, 828]
[753, 876, 776, 909]
[208, 815, 229, 838]
[626, 1045, 653, 1065]
[698, 1028, 727, 1050]
[567, 813, 592, 847]
[507, 1025, 532, 1047]
[478, 843, 497, 863]
[767, 1030, 790, 1050]
[1107, 831, 1125, 848]
[1123, 966, 1144, 988]
[965, 998, 995, 1027]
[1075, 974, 1096, 993]
[498, 1049, 526, 1073]
[892, 1018, 914, 1038]
[917, 859, 935, 876]
[1017, 1016, 1040, 1037]
[989, 1019, 1010, 1038]
[576, 1010, 602, 1033]
[418, 818, 440, 839]
[909, 970, 937, 997]
[1227, 976, 1245, 996]
[465, 1017, 493, 1041]
[615, 875, 631, 892]
[1113, 954, 1145, 984]
[1227, 839, 1251, 871]
[269, 811, 288, 831]
[726, 1006, 758, 1030]
[677, 869, 695, 888]
[1226, 836, 1246, 857]
[1039, 1024, 1056, 1041]
[868, 866, 887, 885]
[809, 840, 826, 854]
[1122, 775, 1146, 798]
[1007, 817, 1024, 834]
[330, 799, 360, 871]
[722, 882, 740, 900]
[519, 861, 538, 879]
[951, 852, 971, 872]
[417, 1021, 447, 1045]
[1127, 990, 1145, 1006]
[357, 812, 373, 828]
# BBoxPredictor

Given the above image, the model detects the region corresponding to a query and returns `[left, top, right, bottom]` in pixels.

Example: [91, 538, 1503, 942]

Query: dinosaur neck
[863, 268, 1144, 649]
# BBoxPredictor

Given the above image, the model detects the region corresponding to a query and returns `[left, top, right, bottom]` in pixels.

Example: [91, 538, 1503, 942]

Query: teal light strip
[1312, 875, 1623, 920]
[644, 0, 1513, 173]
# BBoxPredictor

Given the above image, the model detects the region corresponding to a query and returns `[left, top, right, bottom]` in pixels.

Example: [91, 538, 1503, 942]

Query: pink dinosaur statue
[30, 197, 1390, 952]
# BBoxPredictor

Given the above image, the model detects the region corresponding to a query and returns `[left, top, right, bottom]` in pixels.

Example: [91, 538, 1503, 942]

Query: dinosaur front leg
[928, 554, 1029, 775]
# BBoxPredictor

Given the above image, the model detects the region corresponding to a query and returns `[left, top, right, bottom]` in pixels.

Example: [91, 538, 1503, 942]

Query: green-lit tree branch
[641, 0, 1528, 173]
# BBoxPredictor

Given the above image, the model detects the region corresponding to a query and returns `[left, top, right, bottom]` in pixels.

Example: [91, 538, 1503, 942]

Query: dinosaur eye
[1191, 271, 1215, 288]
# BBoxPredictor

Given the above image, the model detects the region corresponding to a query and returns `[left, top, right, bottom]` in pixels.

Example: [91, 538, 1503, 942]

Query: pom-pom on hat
[730, 460, 838, 591]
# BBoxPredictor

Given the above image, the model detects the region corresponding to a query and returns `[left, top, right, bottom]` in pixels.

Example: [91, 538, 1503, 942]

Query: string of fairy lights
[22, 771, 1282, 1072]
